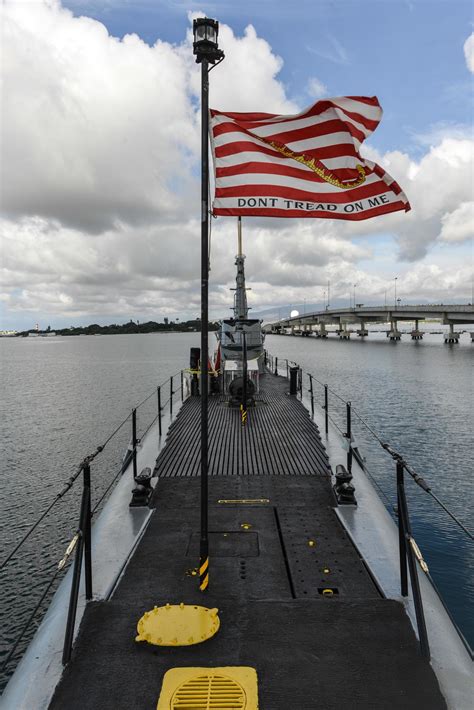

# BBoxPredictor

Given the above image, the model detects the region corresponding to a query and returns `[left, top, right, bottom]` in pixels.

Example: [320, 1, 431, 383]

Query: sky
[0, 0, 473, 329]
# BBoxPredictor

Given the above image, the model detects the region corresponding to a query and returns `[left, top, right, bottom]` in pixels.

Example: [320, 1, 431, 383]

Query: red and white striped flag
[210, 96, 410, 220]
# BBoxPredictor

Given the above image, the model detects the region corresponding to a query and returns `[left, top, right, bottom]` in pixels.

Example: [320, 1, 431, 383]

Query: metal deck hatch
[157, 667, 259, 710]
[136, 604, 220, 646]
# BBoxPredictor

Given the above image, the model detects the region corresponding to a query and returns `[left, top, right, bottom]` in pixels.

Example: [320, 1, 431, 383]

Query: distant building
[28, 331, 57, 337]
[164, 317, 169, 325]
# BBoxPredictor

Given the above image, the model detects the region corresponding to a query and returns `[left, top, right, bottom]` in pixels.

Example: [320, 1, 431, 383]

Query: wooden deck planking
[154, 373, 331, 478]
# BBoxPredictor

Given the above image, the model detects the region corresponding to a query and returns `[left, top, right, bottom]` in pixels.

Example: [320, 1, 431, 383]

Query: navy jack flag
[210, 96, 410, 221]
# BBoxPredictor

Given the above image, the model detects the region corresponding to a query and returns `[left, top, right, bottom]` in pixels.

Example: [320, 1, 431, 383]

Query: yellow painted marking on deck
[218, 499, 270, 504]
[240, 523, 252, 530]
[199, 573, 209, 591]
[157, 667, 259, 710]
[135, 603, 219, 646]
[199, 558, 209, 575]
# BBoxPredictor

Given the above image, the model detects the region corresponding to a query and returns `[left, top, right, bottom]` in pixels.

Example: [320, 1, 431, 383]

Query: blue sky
[0, 0, 472, 329]
[63, 0, 473, 154]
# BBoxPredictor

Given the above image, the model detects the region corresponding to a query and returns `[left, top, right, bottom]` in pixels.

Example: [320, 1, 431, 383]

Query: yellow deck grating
[157, 667, 258, 710]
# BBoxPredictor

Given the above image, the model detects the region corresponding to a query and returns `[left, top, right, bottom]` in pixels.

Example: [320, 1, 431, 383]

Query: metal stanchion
[157, 386, 162, 437]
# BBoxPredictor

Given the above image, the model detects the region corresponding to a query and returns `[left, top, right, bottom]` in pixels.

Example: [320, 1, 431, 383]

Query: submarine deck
[49, 373, 446, 709]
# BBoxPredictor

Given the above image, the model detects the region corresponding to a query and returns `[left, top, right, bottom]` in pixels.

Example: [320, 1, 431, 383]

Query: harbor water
[0, 330, 472, 688]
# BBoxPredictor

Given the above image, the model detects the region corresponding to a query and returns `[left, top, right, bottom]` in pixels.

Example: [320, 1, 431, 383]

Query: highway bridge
[263, 305, 474, 343]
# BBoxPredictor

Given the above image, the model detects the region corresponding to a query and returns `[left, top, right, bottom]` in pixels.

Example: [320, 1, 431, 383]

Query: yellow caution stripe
[199, 556, 209, 592]
[240, 404, 247, 426]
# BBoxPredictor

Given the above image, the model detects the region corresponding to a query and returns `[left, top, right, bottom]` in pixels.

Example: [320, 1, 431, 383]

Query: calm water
[0, 331, 473, 686]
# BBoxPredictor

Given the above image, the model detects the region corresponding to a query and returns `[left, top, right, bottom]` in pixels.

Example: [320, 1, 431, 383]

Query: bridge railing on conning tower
[0, 369, 189, 688]
[264, 350, 474, 661]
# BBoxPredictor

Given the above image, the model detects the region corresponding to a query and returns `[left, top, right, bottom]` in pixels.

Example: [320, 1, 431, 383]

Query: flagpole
[199, 54, 210, 593]
[193, 18, 224, 594]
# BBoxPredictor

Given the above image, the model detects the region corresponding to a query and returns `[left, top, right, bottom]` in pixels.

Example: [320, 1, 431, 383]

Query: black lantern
[193, 17, 224, 63]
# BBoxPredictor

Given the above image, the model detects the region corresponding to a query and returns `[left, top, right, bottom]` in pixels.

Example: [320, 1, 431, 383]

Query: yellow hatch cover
[157, 667, 259, 710]
[135, 603, 220, 646]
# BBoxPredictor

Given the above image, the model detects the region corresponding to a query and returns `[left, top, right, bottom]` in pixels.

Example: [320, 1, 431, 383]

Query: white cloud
[306, 77, 327, 98]
[412, 121, 473, 148]
[439, 202, 474, 243]
[464, 32, 474, 73]
[356, 137, 474, 260]
[0, 1, 472, 328]
[1, 2, 296, 235]
[2, 1, 198, 232]
[186, 19, 297, 114]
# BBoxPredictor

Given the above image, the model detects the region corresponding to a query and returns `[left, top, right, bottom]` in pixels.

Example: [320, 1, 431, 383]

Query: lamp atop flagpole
[193, 17, 224, 595]
[193, 18, 224, 63]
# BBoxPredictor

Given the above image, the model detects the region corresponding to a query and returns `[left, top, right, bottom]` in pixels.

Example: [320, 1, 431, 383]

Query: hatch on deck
[136, 603, 220, 646]
[157, 667, 259, 710]
[187, 531, 259, 557]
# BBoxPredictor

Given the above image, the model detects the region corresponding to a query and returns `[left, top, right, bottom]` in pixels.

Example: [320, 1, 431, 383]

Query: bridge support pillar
[444, 323, 460, 343]
[339, 323, 351, 340]
[357, 321, 368, 337]
[291, 325, 295, 336]
[471, 332, 474, 343]
[388, 320, 401, 340]
[319, 323, 327, 339]
[411, 319, 423, 340]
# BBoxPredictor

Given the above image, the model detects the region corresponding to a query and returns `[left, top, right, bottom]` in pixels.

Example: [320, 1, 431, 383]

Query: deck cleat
[135, 603, 220, 646]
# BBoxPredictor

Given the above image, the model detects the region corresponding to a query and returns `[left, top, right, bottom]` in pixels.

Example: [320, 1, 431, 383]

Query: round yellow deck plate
[135, 603, 220, 646]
